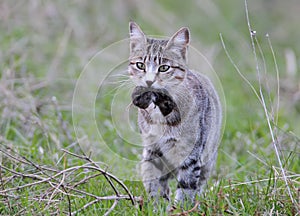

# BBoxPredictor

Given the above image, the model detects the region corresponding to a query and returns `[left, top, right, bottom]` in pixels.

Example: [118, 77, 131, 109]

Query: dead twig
[169, 201, 200, 216]
[62, 148, 136, 205]
[0, 143, 140, 215]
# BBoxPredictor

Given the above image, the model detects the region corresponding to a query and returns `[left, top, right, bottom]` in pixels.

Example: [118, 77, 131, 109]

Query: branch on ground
[0, 143, 141, 215]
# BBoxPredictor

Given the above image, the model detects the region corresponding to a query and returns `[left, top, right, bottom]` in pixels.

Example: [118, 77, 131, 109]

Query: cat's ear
[129, 22, 146, 55]
[167, 27, 190, 47]
[166, 27, 190, 61]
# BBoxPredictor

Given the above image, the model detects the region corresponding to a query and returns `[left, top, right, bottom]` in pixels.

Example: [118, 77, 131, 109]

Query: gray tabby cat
[128, 22, 222, 207]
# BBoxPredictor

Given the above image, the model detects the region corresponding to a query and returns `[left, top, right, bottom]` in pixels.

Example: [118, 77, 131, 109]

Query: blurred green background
[0, 0, 299, 214]
[1, 0, 300, 132]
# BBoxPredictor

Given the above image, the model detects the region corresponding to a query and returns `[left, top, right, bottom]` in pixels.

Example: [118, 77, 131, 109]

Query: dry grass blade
[169, 201, 200, 216]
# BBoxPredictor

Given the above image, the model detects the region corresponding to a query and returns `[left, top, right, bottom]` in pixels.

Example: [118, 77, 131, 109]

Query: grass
[1, 0, 299, 215]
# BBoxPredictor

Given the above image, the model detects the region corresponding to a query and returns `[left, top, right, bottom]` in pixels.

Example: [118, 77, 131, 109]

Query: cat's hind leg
[175, 152, 217, 208]
[197, 152, 217, 197]
[174, 158, 199, 207]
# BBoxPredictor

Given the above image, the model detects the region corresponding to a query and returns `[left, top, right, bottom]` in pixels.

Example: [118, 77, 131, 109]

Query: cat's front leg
[141, 149, 171, 206]
[141, 160, 164, 207]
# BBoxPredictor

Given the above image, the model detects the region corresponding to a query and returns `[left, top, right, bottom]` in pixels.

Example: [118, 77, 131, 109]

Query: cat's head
[128, 22, 189, 89]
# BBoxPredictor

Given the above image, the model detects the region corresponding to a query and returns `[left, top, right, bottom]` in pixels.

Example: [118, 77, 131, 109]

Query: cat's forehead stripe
[143, 55, 147, 62]
[146, 39, 167, 55]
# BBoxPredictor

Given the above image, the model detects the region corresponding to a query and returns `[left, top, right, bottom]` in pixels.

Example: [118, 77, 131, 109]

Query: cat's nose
[146, 80, 154, 87]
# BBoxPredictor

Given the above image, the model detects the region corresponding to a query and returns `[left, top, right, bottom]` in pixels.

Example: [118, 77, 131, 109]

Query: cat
[128, 21, 222, 208]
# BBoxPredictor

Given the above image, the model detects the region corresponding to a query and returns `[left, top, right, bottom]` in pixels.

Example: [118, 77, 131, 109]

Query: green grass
[1, 0, 299, 215]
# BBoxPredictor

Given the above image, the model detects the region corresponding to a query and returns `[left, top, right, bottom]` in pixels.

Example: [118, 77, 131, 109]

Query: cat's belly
[141, 102, 165, 143]
[143, 128, 195, 169]
[142, 136, 195, 170]
[142, 123, 164, 145]
[140, 102, 198, 168]
[163, 139, 195, 168]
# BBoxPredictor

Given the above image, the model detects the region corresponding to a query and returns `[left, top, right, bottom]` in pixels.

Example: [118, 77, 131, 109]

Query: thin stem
[244, 0, 294, 205]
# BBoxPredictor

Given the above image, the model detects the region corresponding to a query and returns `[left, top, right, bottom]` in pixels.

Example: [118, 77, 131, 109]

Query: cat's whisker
[104, 72, 133, 85]
[110, 74, 131, 79]
[99, 80, 134, 98]
[126, 101, 134, 112]
[105, 79, 132, 87]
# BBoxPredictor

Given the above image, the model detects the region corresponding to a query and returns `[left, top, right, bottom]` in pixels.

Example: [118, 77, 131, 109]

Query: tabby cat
[128, 22, 222, 207]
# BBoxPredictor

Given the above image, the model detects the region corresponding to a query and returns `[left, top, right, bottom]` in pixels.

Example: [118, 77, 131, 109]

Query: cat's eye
[158, 65, 170, 73]
[136, 62, 145, 70]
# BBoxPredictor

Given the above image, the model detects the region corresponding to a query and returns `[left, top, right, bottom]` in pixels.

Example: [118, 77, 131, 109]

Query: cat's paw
[131, 86, 153, 109]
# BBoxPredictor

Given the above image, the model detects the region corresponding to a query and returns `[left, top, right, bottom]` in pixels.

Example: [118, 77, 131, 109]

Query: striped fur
[128, 22, 222, 208]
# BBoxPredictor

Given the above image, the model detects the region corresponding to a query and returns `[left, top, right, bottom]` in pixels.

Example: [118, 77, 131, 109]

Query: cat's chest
[141, 103, 166, 141]
[138, 102, 176, 141]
